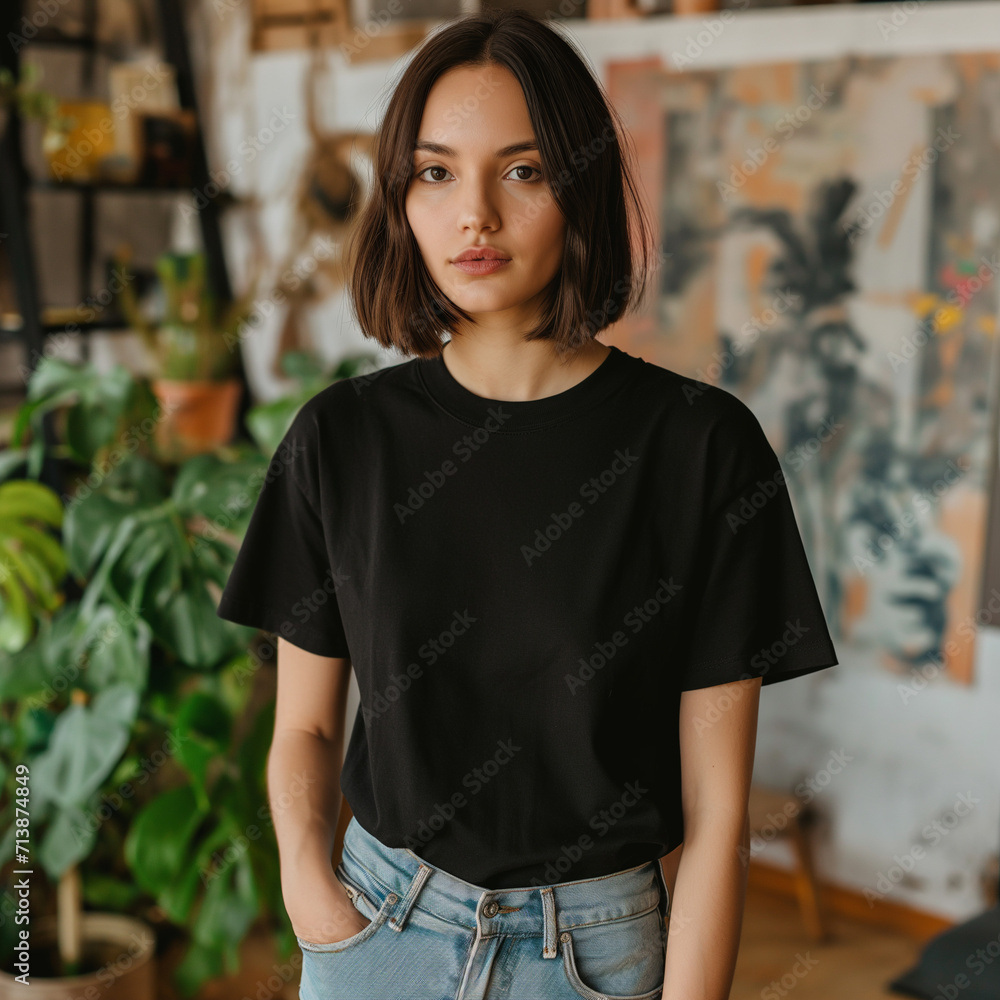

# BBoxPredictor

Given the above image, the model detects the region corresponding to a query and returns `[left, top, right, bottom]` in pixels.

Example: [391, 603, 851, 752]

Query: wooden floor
[170, 879, 927, 999]
[730, 882, 924, 1000]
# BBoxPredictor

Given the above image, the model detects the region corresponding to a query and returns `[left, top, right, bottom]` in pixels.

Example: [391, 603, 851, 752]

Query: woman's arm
[661, 675, 763, 1000]
[268, 636, 369, 944]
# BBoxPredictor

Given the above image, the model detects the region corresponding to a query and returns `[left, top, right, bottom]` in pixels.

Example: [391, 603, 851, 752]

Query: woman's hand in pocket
[285, 865, 372, 946]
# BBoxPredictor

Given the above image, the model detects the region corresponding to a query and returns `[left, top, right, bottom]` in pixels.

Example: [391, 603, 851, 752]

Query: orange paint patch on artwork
[840, 573, 868, 643]
[921, 330, 965, 409]
[953, 52, 1000, 87]
[684, 268, 720, 377]
[725, 62, 798, 106]
[738, 167, 805, 213]
[939, 482, 986, 685]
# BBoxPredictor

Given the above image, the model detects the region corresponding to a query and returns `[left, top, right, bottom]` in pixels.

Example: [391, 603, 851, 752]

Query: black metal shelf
[27, 176, 242, 206]
[31, 177, 190, 193]
[28, 31, 100, 49]
[0, 0, 251, 492]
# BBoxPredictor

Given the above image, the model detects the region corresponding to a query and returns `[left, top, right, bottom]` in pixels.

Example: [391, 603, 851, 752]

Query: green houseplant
[0, 475, 158, 994]
[0, 349, 376, 995]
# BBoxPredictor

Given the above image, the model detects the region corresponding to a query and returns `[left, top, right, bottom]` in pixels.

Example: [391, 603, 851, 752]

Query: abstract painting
[606, 52, 1000, 684]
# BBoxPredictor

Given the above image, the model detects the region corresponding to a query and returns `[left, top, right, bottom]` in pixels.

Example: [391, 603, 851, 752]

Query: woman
[216, 8, 839, 999]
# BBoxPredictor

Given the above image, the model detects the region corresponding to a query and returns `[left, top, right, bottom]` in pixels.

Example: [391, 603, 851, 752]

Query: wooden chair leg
[790, 815, 828, 942]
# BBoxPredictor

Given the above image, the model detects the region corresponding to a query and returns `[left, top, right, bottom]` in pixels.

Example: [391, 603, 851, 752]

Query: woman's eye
[415, 165, 452, 183]
[412, 164, 543, 184]
[505, 164, 543, 182]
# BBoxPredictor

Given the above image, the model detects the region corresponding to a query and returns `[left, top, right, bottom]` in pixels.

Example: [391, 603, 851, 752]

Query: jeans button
[483, 900, 500, 918]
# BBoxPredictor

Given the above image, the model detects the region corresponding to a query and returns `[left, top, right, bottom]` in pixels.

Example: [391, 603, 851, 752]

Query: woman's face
[404, 63, 566, 334]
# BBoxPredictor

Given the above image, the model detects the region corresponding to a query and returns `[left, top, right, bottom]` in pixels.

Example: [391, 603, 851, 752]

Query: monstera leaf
[0, 478, 66, 651]
[63, 452, 264, 668]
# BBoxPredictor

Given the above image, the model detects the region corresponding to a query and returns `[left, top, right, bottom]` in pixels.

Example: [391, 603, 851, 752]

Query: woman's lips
[452, 258, 511, 275]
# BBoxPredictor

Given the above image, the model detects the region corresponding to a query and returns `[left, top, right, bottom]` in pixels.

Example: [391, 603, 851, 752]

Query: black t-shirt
[216, 343, 839, 889]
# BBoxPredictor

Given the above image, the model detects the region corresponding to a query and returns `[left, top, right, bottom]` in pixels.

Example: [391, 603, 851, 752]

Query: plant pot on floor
[151, 376, 243, 461]
[0, 912, 156, 1000]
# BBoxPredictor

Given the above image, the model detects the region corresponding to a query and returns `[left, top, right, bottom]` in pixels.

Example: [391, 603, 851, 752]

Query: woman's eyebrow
[413, 140, 539, 157]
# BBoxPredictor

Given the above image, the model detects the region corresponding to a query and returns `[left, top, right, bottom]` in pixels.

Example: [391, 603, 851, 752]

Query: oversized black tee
[216, 344, 839, 889]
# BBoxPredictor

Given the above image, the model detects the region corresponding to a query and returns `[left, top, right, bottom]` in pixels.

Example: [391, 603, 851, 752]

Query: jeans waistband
[340, 816, 669, 958]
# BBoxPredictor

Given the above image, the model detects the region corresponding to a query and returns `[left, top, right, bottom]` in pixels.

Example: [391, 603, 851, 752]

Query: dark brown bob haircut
[343, 6, 656, 359]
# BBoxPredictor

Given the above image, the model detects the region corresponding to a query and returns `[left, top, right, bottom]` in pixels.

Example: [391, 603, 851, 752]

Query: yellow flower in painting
[912, 293, 938, 317]
[933, 305, 963, 333]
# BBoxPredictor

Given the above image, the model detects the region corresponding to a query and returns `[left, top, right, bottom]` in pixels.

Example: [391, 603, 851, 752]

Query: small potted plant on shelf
[115, 248, 251, 463]
[0, 63, 74, 148]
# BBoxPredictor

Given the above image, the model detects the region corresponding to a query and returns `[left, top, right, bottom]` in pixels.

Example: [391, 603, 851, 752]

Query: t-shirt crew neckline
[417, 342, 634, 432]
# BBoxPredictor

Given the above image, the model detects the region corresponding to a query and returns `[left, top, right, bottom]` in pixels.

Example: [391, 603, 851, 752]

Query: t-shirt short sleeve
[215, 404, 350, 659]
[677, 394, 839, 691]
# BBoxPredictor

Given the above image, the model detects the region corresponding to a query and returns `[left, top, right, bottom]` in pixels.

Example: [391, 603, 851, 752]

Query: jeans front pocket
[295, 868, 397, 955]
[559, 904, 665, 1000]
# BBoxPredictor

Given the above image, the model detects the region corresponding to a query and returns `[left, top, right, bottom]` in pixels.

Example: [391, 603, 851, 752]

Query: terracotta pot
[0, 912, 156, 999]
[672, 0, 719, 13]
[151, 377, 243, 461]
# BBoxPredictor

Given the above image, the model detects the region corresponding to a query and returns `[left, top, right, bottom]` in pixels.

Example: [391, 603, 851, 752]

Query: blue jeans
[296, 815, 670, 1000]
